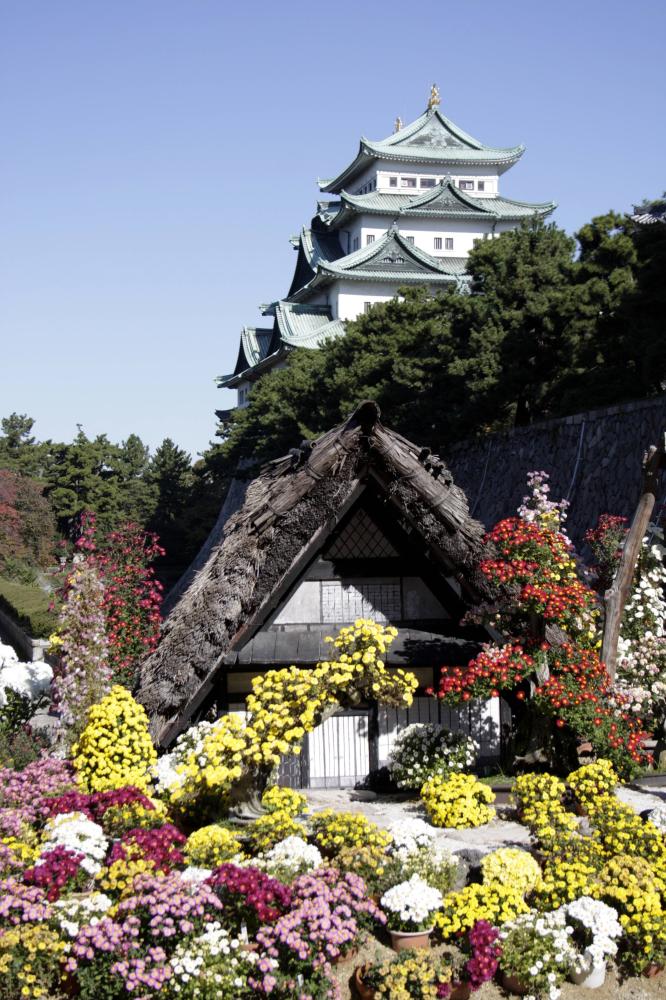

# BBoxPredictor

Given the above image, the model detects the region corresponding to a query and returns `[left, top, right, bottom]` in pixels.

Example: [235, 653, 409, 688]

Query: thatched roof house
[136, 402, 498, 782]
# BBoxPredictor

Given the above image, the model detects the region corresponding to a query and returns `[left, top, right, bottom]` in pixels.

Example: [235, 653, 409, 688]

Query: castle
[218, 86, 555, 410]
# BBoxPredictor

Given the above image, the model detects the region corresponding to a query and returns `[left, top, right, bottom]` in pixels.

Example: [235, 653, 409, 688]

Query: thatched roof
[135, 401, 488, 746]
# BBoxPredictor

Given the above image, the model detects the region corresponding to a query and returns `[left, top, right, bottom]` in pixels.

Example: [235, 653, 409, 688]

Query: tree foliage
[214, 212, 664, 478]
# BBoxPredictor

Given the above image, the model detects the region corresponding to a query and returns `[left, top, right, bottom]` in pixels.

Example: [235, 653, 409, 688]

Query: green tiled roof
[287, 226, 345, 298]
[332, 178, 555, 225]
[285, 227, 467, 305]
[274, 301, 345, 348]
[300, 227, 345, 269]
[317, 225, 467, 281]
[320, 108, 524, 193]
[240, 326, 274, 367]
[216, 305, 346, 387]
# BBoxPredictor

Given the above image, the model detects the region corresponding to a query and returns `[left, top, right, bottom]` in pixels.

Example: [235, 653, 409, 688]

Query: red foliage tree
[71, 512, 164, 684]
[429, 511, 648, 776]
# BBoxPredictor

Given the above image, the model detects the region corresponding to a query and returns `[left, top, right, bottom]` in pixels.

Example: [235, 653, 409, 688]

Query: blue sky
[2, 0, 664, 459]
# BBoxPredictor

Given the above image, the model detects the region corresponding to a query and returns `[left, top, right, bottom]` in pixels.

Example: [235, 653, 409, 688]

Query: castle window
[366, 234, 375, 245]
[405, 236, 415, 244]
[400, 177, 417, 188]
[364, 302, 372, 313]
[434, 237, 443, 250]
[389, 176, 398, 188]
[477, 180, 485, 191]
[445, 237, 454, 250]
[352, 236, 360, 251]
[420, 178, 436, 188]
[459, 180, 474, 191]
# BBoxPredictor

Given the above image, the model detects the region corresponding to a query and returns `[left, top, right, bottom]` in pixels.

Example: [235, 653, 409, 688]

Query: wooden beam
[601, 435, 666, 682]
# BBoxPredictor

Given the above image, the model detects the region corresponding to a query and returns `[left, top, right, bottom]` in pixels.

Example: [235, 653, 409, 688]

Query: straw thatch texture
[135, 401, 488, 745]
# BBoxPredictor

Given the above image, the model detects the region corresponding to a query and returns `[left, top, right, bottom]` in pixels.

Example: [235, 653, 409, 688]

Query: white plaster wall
[358, 217, 492, 256]
[375, 164, 500, 196]
[273, 575, 449, 624]
[333, 282, 396, 320]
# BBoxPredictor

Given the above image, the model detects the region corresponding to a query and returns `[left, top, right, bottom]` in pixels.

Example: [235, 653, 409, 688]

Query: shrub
[72, 686, 156, 793]
[310, 809, 392, 856]
[184, 825, 243, 867]
[261, 785, 307, 817]
[387, 722, 477, 789]
[421, 773, 495, 829]
[567, 759, 619, 809]
[481, 848, 542, 895]
[247, 810, 307, 853]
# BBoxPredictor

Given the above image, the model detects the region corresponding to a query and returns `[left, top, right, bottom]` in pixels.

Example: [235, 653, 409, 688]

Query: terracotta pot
[240, 941, 258, 953]
[500, 972, 531, 995]
[352, 965, 376, 1000]
[450, 982, 472, 1000]
[331, 946, 357, 966]
[643, 963, 664, 978]
[570, 963, 606, 988]
[389, 926, 433, 951]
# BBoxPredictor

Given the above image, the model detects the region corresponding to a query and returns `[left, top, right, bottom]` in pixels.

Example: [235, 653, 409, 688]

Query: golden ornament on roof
[428, 83, 441, 109]
[394, 116, 403, 133]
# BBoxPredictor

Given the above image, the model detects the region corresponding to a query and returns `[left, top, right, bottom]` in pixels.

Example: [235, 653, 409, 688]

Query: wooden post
[601, 435, 666, 682]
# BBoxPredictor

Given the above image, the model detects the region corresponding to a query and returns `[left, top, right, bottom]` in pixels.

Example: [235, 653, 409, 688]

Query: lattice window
[321, 581, 401, 623]
[325, 508, 398, 559]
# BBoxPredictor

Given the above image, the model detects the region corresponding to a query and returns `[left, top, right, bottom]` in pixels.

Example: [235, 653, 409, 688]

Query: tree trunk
[601, 438, 665, 682]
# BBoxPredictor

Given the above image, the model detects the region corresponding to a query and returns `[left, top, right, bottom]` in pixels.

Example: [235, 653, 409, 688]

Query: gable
[267, 497, 461, 628]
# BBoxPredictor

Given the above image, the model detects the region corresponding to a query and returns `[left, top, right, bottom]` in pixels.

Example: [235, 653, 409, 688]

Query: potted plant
[564, 896, 622, 988]
[499, 910, 574, 997]
[357, 950, 453, 999]
[380, 874, 443, 950]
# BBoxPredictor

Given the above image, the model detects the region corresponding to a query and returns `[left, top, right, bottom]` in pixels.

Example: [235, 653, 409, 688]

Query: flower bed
[2, 629, 666, 1000]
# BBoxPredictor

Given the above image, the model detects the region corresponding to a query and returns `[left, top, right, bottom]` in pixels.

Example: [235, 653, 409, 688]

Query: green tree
[45, 430, 123, 534]
[459, 220, 580, 427]
[146, 438, 193, 577]
[116, 433, 156, 525]
[627, 195, 666, 393]
[0, 414, 50, 476]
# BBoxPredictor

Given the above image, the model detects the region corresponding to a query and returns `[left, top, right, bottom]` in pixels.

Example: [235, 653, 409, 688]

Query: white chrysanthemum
[54, 892, 113, 937]
[388, 817, 437, 856]
[380, 873, 443, 928]
[265, 835, 322, 871]
[0, 659, 52, 707]
[40, 811, 108, 875]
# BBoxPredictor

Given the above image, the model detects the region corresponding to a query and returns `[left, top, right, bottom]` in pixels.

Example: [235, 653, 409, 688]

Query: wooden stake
[601, 435, 666, 681]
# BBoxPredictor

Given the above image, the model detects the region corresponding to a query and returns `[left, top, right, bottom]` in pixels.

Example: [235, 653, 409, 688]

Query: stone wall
[445, 396, 666, 545]
[0, 605, 50, 662]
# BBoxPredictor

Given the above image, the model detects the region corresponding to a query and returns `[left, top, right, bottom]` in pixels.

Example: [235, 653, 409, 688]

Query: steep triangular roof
[320, 107, 524, 193]
[332, 179, 556, 226]
[317, 225, 467, 281]
[135, 401, 488, 745]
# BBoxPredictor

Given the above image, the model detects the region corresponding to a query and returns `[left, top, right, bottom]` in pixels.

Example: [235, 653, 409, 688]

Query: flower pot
[570, 963, 606, 988]
[240, 941, 258, 953]
[643, 963, 664, 978]
[389, 926, 433, 951]
[450, 982, 472, 1000]
[352, 965, 376, 1000]
[331, 946, 357, 966]
[500, 972, 531, 995]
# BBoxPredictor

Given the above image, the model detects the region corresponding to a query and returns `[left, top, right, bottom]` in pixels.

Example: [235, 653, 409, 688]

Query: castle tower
[218, 88, 555, 411]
